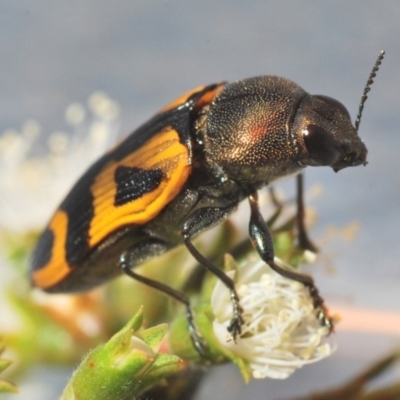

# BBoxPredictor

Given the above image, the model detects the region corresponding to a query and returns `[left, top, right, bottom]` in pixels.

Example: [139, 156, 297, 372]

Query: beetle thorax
[199, 76, 307, 184]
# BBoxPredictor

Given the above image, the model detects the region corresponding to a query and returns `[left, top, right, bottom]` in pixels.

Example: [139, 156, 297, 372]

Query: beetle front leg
[182, 206, 244, 341]
[248, 191, 333, 331]
[296, 173, 318, 253]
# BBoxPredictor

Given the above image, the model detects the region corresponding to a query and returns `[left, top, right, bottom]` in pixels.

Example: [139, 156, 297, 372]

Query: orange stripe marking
[32, 210, 73, 288]
[159, 85, 207, 113]
[89, 127, 191, 247]
[194, 84, 224, 109]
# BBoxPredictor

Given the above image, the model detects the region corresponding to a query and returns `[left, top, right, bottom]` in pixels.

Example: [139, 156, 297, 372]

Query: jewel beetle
[29, 51, 384, 349]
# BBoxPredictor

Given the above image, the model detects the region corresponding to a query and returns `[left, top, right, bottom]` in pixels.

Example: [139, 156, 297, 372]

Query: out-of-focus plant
[295, 351, 400, 400]
[0, 339, 18, 394]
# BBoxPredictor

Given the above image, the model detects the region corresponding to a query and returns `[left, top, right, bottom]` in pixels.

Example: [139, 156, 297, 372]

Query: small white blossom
[211, 257, 335, 379]
[0, 93, 120, 232]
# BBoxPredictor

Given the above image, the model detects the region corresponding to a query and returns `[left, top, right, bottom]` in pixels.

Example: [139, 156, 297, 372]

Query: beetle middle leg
[118, 238, 207, 355]
[248, 190, 333, 331]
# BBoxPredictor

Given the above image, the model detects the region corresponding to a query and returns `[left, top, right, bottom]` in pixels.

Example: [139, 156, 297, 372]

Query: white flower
[0, 92, 120, 232]
[0, 93, 121, 332]
[211, 256, 335, 379]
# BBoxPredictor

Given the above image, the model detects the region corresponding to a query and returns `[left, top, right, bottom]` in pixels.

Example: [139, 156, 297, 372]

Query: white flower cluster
[211, 257, 335, 379]
[0, 92, 120, 232]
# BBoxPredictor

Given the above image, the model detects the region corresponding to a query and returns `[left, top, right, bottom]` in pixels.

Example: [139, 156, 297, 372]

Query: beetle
[29, 51, 384, 350]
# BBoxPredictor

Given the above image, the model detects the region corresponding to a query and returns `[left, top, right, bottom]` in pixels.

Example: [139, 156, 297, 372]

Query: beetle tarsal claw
[226, 290, 244, 343]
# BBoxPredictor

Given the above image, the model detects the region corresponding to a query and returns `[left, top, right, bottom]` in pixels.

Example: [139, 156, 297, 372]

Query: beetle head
[295, 49, 385, 173]
[293, 94, 368, 172]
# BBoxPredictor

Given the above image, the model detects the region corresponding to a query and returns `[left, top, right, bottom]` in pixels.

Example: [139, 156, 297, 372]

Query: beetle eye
[303, 124, 341, 166]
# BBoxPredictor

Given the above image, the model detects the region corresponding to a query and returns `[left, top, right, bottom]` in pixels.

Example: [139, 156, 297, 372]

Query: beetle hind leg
[119, 239, 207, 355]
[182, 205, 244, 342]
[183, 238, 244, 340]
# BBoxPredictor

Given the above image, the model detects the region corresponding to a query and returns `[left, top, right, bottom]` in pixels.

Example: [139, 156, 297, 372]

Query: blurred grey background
[1, 1, 399, 399]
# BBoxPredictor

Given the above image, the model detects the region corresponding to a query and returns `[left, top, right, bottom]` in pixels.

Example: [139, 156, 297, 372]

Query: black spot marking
[114, 166, 164, 206]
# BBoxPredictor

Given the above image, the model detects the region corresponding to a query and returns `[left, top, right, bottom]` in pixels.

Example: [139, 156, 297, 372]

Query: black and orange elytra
[30, 51, 384, 350]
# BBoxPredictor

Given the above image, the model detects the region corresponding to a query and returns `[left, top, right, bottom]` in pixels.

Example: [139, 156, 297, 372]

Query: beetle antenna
[355, 49, 385, 131]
